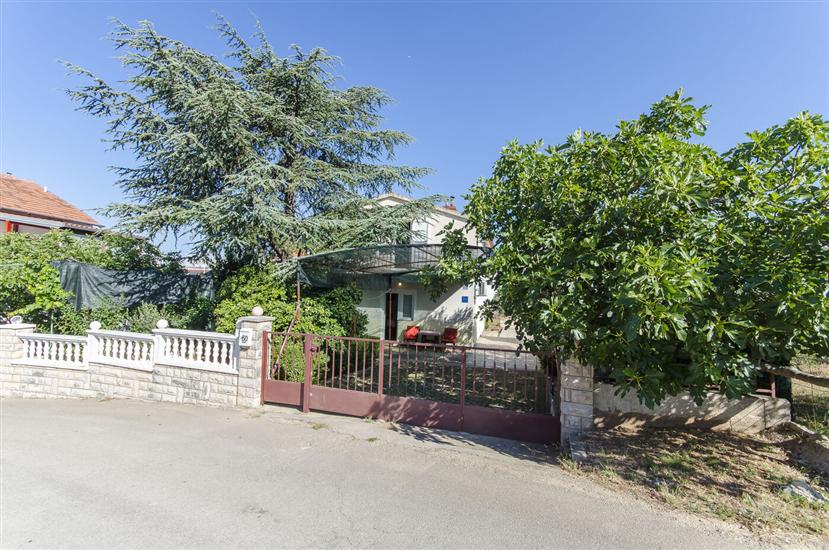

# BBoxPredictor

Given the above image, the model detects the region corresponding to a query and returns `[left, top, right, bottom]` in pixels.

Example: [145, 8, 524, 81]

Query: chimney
[444, 196, 457, 211]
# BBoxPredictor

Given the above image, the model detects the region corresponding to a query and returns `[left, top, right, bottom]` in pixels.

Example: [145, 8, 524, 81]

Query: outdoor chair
[403, 325, 420, 342]
[441, 327, 459, 345]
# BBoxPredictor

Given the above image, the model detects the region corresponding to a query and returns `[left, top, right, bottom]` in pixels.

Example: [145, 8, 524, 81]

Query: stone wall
[558, 359, 791, 442]
[593, 382, 791, 434]
[559, 360, 595, 444]
[0, 315, 273, 409]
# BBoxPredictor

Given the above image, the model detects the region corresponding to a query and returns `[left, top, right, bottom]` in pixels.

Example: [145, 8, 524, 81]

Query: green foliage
[213, 266, 343, 336]
[432, 90, 829, 405]
[54, 299, 130, 335]
[419, 222, 474, 299]
[166, 297, 215, 332]
[0, 230, 177, 328]
[306, 283, 368, 337]
[67, 17, 436, 270]
[52, 297, 213, 336]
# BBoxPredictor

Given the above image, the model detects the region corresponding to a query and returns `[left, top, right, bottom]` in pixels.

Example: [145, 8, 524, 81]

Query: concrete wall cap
[0, 323, 36, 330]
[236, 315, 275, 323]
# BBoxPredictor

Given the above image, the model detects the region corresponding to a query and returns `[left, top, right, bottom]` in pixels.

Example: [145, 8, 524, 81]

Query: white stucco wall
[361, 194, 491, 343]
[357, 281, 485, 343]
[376, 194, 479, 246]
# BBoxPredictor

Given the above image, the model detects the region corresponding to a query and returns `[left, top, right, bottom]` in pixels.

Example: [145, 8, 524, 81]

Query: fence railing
[18, 333, 87, 369]
[13, 323, 240, 375]
[154, 328, 238, 374]
[268, 332, 553, 415]
[789, 357, 829, 436]
[88, 329, 155, 371]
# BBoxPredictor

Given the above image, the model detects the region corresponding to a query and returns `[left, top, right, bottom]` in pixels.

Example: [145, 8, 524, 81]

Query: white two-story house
[354, 193, 492, 344]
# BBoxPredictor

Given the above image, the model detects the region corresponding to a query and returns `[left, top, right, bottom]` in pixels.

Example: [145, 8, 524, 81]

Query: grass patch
[566, 428, 829, 540]
[366, 437, 379, 443]
[310, 422, 329, 430]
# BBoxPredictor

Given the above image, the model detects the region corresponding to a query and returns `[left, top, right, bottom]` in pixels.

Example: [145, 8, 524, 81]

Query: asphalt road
[1, 398, 765, 549]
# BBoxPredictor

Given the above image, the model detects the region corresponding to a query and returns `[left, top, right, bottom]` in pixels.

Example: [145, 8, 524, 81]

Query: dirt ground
[564, 426, 829, 548]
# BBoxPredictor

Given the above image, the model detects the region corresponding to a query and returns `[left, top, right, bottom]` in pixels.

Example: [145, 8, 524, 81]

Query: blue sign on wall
[461, 296, 469, 304]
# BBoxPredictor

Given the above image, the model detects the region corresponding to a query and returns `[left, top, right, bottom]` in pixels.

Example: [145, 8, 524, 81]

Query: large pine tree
[67, 17, 434, 272]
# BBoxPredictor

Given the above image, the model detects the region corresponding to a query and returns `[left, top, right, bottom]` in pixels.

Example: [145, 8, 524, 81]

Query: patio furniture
[419, 330, 441, 344]
[403, 325, 420, 342]
[441, 327, 459, 345]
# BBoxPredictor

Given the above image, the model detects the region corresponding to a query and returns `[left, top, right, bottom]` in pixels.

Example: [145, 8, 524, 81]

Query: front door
[384, 293, 399, 340]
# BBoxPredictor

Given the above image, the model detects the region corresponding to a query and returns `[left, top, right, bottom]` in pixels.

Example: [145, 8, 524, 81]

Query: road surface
[1, 398, 764, 549]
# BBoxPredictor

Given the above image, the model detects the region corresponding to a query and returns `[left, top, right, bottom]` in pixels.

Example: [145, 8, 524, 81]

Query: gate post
[302, 334, 314, 413]
[559, 360, 594, 445]
[235, 309, 274, 408]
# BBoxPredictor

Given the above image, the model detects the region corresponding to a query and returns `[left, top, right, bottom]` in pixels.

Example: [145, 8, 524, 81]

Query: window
[400, 294, 414, 320]
[411, 219, 429, 244]
[475, 282, 486, 297]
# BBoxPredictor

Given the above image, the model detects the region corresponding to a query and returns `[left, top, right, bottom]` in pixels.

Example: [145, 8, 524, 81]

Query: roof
[375, 192, 468, 221]
[0, 174, 101, 229]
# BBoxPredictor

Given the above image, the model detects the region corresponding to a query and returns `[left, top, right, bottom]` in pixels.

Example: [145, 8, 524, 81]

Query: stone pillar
[559, 360, 594, 445]
[0, 323, 35, 369]
[234, 311, 274, 408]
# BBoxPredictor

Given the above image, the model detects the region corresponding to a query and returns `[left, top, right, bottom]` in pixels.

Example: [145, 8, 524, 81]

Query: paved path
[1, 399, 766, 549]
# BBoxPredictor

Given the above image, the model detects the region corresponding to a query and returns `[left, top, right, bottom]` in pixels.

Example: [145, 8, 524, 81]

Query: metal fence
[268, 333, 552, 415]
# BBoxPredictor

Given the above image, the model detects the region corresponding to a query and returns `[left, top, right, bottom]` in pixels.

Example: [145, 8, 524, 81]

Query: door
[384, 293, 399, 340]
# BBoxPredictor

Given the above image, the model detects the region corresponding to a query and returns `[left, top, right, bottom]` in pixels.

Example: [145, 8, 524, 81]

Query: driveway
[1, 398, 764, 549]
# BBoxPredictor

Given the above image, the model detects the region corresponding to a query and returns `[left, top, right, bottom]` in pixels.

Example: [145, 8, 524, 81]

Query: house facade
[0, 174, 102, 235]
[356, 193, 492, 344]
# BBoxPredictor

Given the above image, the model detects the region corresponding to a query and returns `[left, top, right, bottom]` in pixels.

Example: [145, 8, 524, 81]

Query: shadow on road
[387, 421, 559, 464]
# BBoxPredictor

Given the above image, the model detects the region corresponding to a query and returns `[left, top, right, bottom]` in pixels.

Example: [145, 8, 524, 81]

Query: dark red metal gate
[261, 332, 560, 443]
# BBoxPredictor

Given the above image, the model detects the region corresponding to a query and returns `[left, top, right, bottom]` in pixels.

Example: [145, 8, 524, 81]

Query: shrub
[306, 283, 368, 337]
[213, 266, 343, 336]
[54, 299, 130, 335]
[51, 297, 213, 335]
[0, 230, 180, 330]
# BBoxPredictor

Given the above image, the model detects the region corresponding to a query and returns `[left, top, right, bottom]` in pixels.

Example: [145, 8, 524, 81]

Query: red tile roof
[0, 174, 101, 228]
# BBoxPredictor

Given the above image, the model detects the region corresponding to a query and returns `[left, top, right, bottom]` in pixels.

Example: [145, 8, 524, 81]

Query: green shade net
[295, 244, 488, 289]
[55, 261, 213, 310]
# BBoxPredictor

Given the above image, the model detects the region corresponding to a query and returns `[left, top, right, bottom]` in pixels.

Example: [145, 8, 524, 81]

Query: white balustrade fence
[13, 323, 239, 374]
[87, 330, 155, 371]
[18, 333, 86, 369]
[154, 328, 238, 374]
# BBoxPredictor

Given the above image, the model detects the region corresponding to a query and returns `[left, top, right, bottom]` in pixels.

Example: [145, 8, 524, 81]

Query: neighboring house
[356, 193, 493, 344]
[0, 174, 102, 235]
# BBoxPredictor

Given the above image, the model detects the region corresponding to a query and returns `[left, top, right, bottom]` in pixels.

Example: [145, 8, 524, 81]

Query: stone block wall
[559, 360, 595, 444]
[593, 382, 790, 434]
[0, 316, 273, 409]
[235, 315, 272, 408]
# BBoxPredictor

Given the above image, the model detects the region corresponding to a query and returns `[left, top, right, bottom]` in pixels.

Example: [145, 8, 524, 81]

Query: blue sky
[2, 1, 827, 238]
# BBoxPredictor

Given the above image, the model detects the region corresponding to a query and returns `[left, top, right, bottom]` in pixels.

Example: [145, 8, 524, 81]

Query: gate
[261, 332, 560, 443]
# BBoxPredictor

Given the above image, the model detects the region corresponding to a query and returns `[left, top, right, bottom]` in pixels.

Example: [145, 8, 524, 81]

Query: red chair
[441, 327, 459, 345]
[403, 325, 420, 342]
